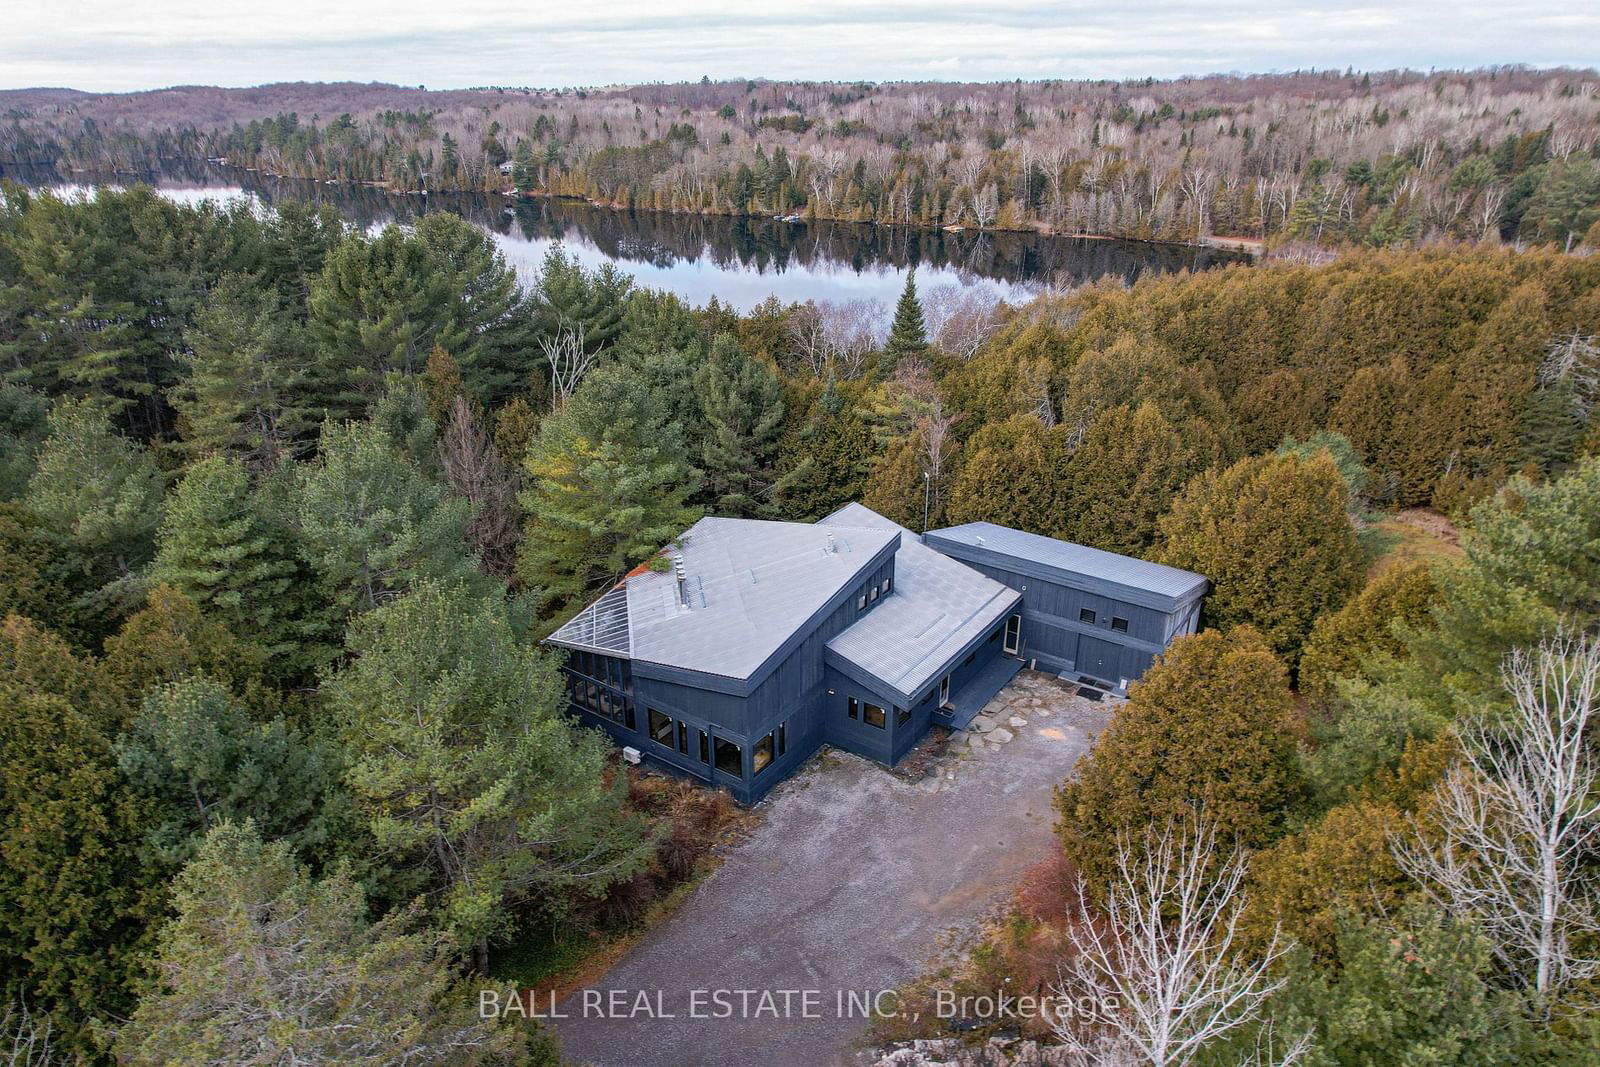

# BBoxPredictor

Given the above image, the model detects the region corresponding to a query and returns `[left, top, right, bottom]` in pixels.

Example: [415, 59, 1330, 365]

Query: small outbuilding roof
[822, 504, 1021, 703]
[546, 515, 898, 681]
[925, 521, 1208, 611]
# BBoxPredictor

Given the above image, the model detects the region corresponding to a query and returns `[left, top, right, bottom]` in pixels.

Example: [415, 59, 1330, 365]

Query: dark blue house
[546, 505, 1206, 804]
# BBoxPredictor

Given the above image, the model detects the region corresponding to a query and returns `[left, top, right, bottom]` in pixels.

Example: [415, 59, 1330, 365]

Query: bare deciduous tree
[542, 321, 594, 409]
[923, 284, 1003, 361]
[1393, 629, 1600, 1006]
[1051, 816, 1306, 1067]
[784, 299, 885, 379]
[1, 998, 56, 1067]
[1538, 330, 1600, 415]
[439, 395, 522, 580]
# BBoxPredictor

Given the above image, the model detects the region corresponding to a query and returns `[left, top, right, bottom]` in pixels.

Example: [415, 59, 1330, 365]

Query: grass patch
[1365, 507, 1462, 576]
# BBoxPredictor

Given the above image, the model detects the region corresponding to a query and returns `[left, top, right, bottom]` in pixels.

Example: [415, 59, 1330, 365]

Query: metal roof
[546, 515, 898, 680]
[821, 504, 1021, 703]
[925, 521, 1208, 603]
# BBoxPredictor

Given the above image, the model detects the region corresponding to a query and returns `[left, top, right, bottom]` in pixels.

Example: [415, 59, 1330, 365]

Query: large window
[896, 706, 911, 727]
[753, 733, 774, 775]
[863, 703, 886, 729]
[714, 737, 742, 777]
[648, 707, 673, 746]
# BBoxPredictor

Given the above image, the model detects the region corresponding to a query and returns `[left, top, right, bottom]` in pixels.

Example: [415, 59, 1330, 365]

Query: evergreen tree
[518, 362, 701, 617]
[528, 245, 632, 356]
[884, 268, 929, 369]
[1054, 626, 1306, 891]
[114, 822, 516, 1066]
[289, 417, 486, 620]
[1298, 561, 1436, 705]
[324, 580, 651, 962]
[114, 678, 346, 868]
[149, 456, 326, 673]
[100, 585, 270, 710]
[170, 272, 315, 471]
[773, 377, 869, 520]
[1159, 451, 1363, 668]
[0, 383, 49, 501]
[696, 335, 789, 516]
[0, 615, 163, 1050]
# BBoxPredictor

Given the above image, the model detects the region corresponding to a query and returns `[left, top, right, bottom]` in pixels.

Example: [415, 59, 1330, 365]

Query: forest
[4, 67, 1600, 249]
[2, 177, 1600, 1063]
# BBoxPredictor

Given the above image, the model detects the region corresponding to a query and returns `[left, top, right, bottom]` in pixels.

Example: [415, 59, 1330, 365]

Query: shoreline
[18, 158, 1262, 261]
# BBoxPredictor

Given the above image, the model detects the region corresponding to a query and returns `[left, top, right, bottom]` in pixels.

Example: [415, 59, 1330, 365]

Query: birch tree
[1052, 816, 1307, 1067]
[1393, 629, 1600, 1007]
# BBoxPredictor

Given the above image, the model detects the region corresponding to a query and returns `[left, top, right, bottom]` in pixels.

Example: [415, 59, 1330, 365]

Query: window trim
[713, 736, 743, 778]
[1111, 616, 1129, 634]
[1079, 607, 1097, 625]
[939, 674, 950, 707]
[863, 702, 886, 729]
[753, 732, 775, 775]
[1004, 614, 1021, 655]
[648, 707, 673, 747]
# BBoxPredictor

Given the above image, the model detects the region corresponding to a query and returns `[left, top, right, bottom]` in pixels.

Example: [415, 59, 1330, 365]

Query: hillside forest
[2, 177, 1600, 1062]
[3, 68, 1600, 249]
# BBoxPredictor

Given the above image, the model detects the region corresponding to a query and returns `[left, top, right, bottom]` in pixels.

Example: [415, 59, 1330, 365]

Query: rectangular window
[896, 706, 911, 727]
[1080, 607, 1097, 625]
[778, 723, 787, 756]
[939, 675, 950, 706]
[677, 720, 689, 755]
[649, 708, 673, 746]
[848, 696, 859, 720]
[624, 704, 637, 731]
[863, 703, 886, 729]
[869, 585, 879, 603]
[881, 578, 891, 595]
[714, 737, 742, 777]
[857, 593, 867, 610]
[698, 729, 709, 763]
[1111, 616, 1129, 633]
[1005, 614, 1021, 654]
[753, 733, 774, 775]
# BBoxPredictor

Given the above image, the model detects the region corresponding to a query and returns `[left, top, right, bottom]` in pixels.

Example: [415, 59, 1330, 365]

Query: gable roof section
[822, 504, 1022, 704]
[925, 521, 1208, 612]
[547, 515, 898, 682]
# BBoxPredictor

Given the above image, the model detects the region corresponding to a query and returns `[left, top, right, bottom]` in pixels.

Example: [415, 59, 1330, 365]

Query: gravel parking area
[551, 671, 1110, 1067]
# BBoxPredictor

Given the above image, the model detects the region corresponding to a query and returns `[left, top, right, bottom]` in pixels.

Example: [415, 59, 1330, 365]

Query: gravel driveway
[551, 672, 1109, 1067]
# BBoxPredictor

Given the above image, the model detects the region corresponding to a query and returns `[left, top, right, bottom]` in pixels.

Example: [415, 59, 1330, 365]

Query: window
[778, 723, 787, 756]
[648, 708, 673, 746]
[1079, 607, 1097, 625]
[881, 578, 891, 595]
[939, 675, 950, 707]
[1004, 614, 1021, 654]
[863, 703, 886, 729]
[857, 593, 867, 610]
[714, 737, 742, 777]
[698, 729, 709, 763]
[1111, 616, 1129, 633]
[869, 585, 879, 603]
[677, 720, 689, 755]
[848, 696, 859, 720]
[624, 704, 637, 731]
[896, 706, 911, 727]
[753, 733, 774, 775]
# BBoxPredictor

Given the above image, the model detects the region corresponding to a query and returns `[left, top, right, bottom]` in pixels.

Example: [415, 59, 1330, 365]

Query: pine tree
[114, 822, 515, 1066]
[170, 272, 315, 472]
[149, 456, 328, 676]
[324, 581, 651, 962]
[772, 377, 868, 520]
[518, 362, 701, 617]
[697, 335, 789, 516]
[289, 418, 486, 620]
[884, 268, 929, 370]
[113, 678, 345, 868]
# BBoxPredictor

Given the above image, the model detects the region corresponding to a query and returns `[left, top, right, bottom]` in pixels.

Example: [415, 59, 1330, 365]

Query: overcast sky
[5, 1, 1598, 93]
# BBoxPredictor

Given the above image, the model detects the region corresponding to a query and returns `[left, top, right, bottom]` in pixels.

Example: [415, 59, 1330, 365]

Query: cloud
[2, 0, 1597, 92]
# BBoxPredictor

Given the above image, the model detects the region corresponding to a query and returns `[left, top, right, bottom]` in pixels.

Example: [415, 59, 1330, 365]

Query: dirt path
[549, 673, 1108, 1067]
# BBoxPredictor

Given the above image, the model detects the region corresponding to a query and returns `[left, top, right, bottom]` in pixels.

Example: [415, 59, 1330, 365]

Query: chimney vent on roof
[976, 535, 986, 545]
[825, 532, 836, 555]
[673, 555, 688, 609]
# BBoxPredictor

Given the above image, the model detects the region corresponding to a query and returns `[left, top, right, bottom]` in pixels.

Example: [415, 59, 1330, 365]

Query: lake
[8, 161, 1250, 312]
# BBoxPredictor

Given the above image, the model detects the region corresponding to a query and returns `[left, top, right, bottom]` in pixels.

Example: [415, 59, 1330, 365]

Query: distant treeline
[3, 68, 1598, 248]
